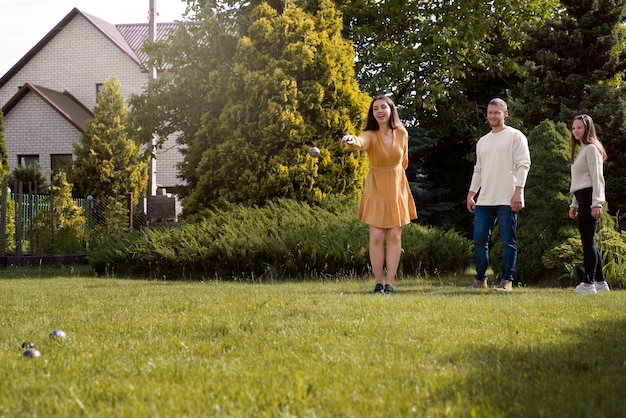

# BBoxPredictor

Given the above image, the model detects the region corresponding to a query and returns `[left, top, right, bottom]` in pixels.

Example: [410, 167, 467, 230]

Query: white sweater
[570, 143, 605, 209]
[469, 126, 531, 206]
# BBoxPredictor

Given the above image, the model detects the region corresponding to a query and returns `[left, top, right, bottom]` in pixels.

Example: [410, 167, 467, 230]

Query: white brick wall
[4, 92, 78, 177]
[0, 13, 184, 190]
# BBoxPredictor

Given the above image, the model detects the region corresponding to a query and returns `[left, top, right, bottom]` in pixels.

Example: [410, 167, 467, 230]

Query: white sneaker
[573, 282, 597, 294]
[595, 281, 610, 292]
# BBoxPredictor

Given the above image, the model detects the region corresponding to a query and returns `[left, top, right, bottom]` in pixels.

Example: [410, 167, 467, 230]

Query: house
[0, 7, 184, 195]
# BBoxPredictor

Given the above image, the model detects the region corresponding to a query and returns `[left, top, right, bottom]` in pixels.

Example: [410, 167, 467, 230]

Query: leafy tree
[336, 0, 559, 230]
[129, 2, 239, 196]
[71, 77, 148, 203]
[182, 0, 370, 214]
[517, 0, 626, 216]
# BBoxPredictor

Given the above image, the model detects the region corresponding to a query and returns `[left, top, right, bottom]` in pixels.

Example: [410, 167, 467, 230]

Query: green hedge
[88, 198, 472, 280]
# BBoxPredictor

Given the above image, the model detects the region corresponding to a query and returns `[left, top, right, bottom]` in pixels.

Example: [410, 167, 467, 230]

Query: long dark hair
[570, 114, 607, 163]
[364, 95, 403, 131]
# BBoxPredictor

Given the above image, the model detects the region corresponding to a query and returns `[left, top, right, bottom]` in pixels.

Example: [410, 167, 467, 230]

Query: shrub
[88, 198, 472, 279]
[86, 196, 131, 249]
[401, 225, 472, 277]
[515, 120, 572, 282]
[36, 172, 85, 254]
[542, 225, 626, 289]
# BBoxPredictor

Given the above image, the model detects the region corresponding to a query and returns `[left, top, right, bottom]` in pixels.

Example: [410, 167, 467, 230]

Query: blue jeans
[473, 205, 518, 281]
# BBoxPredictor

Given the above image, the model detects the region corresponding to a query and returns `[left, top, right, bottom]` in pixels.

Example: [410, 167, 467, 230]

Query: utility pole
[147, 0, 158, 196]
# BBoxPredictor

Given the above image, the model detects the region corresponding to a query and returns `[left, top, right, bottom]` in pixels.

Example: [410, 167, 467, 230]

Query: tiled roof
[116, 22, 179, 69]
[2, 83, 94, 131]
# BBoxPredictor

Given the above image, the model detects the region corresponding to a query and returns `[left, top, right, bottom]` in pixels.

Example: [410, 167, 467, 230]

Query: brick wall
[4, 92, 78, 176]
[0, 13, 184, 190]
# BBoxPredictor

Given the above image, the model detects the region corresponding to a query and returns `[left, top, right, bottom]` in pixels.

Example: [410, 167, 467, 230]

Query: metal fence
[1, 178, 181, 257]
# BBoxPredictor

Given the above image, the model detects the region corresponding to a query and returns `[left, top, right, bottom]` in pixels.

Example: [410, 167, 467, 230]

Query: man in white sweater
[466, 98, 531, 291]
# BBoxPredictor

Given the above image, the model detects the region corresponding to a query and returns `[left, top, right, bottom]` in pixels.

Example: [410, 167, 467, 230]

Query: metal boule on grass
[23, 348, 41, 358]
[49, 330, 67, 340]
[21, 341, 35, 349]
[309, 147, 321, 158]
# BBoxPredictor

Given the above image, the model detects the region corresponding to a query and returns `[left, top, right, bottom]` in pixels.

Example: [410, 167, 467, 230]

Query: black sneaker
[384, 284, 394, 294]
[373, 283, 384, 293]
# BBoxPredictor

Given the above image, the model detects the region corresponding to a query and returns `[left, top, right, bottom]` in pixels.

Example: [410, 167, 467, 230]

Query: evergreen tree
[71, 77, 148, 203]
[516, 120, 574, 282]
[183, 0, 370, 214]
[0, 109, 15, 253]
[519, 0, 626, 125]
[518, 0, 626, 215]
[7, 163, 48, 194]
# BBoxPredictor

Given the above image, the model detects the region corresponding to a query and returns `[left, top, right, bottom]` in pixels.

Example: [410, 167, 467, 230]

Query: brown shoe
[468, 279, 488, 289]
[497, 279, 513, 291]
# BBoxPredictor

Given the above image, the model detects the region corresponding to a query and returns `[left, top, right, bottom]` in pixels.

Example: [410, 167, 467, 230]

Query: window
[17, 155, 39, 167]
[96, 83, 104, 96]
[51, 154, 73, 174]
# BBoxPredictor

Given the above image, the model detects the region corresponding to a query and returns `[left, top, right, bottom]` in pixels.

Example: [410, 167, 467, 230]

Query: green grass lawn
[1, 268, 625, 417]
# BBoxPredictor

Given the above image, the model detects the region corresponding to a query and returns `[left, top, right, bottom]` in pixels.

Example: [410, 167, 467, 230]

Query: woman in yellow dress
[342, 95, 417, 293]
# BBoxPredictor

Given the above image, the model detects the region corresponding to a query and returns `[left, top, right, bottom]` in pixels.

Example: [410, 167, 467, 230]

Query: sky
[0, 0, 189, 76]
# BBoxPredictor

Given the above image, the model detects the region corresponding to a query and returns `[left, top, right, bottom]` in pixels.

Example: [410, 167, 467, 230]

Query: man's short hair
[488, 98, 508, 111]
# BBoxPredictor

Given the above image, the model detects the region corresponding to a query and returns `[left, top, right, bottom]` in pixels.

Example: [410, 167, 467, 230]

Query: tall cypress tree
[70, 77, 148, 203]
[183, 0, 370, 214]
[517, 120, 573, 281]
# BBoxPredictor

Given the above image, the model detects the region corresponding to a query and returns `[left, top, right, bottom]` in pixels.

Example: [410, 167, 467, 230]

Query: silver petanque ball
[21, 341, 35, 349]
[49, 330, 67, 340]
[309, 147, 321, 158]
[23, 348, 41, 358]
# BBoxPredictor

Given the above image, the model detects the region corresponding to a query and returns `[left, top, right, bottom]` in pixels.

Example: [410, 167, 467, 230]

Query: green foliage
[88, 198, 471, 279]
[513, 120, 573, 282]
[337, 0, 559, 228]
[129, 3, 239, 196]
[0, 184, 16, 253]
[87, 196, 131, 249]
[339, 0, 557, 114]
[0, 109, 7, 179]
[0, 110, 15, 251]
[131, 0, 370, 212]
[70, 77, 148, 203]
[7, 163, 48, 194]
[401, 226, 473, 277]
[597, 226, 626, 288]
[518, 0, 626, 215]
[543, 225, 626, 289]
[181, 1, 370, 214]
[36, 172, 86, 254]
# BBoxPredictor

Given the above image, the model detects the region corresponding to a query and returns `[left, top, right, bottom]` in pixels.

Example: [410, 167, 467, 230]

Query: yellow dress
[349, 127, 417, 228]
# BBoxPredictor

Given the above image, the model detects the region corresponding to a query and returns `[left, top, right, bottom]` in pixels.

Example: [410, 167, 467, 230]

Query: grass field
[1, 267, 625, 417]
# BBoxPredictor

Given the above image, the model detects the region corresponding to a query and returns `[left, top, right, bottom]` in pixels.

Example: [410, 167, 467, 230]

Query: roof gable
[0, 7, 180, 88]
[2, 83, 94, 131]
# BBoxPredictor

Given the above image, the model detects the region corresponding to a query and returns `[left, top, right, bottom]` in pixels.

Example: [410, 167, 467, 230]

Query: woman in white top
[569, 114, 610, 293]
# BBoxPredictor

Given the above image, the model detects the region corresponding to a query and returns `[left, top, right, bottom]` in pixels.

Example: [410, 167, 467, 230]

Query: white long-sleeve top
[469, 126, 531, 206]
[569, 143, 605, 209]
